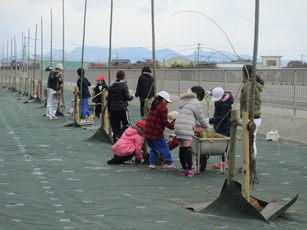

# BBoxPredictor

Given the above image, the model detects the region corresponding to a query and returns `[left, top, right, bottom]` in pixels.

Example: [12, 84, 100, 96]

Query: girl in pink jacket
[107, 121, 145, 164]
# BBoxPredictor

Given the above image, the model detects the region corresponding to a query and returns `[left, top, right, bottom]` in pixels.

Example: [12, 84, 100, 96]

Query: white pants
[46, 88, 58, 118]
[252, 118, 262, 159]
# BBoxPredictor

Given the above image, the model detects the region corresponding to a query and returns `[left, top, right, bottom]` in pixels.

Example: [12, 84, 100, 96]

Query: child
[143, 91, 175, 171]
[135, 66, 154, 117]
[77, 68, 93, 121]
[108, 70, 134, 143]
[107, 121, 145, 164]
[92, 75, 109, 118]
[207, 87, 234, 169]
[241, 65, 262, 161]
[175, 86, 211, 177]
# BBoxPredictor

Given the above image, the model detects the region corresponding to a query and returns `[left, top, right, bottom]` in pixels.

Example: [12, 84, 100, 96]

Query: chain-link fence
[1, 68, 307, 112]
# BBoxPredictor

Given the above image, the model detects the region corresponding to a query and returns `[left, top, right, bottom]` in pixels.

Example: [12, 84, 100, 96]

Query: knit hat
[97, 75, 104, 81]
[136, 121, 146, 130]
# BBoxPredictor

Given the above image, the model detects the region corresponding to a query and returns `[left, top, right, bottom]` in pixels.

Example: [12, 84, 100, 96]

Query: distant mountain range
[39, 46, 290, 66]
[43, 46, 253, 64]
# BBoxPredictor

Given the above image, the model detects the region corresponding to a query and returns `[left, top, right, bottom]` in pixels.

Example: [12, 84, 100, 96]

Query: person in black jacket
[207, 87, 234, 169]
[108, 70, 134, 143]
[92, 75, 109, 118]
[46, 63, 63, 120]
[135, 66, 154, 118]
[77, 68, 93, 121]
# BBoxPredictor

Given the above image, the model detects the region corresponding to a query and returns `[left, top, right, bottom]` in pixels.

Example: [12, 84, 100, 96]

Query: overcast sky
[1, 0, 306, 61]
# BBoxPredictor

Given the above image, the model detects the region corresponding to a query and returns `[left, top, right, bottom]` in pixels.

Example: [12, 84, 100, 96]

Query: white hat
[211, 87, 224, 101]
[157, 91, 172, 103]
[55, 63, 64, 70]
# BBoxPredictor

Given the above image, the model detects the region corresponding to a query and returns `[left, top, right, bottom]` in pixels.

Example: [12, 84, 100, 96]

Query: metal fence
[1, 68, 307, 113]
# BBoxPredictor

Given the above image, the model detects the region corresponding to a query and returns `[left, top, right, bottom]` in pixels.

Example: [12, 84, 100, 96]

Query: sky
[0, 0, 306, 62]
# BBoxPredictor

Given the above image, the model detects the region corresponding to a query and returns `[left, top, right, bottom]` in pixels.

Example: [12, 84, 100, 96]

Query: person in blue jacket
[77, 68, 93, 121]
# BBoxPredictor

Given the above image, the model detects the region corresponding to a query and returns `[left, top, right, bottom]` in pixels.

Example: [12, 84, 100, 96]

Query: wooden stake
[227, 109, 238, 184]
[73, 87, 80, 126]
[242, 111, 250, 202]
[101, 89, 109, 134]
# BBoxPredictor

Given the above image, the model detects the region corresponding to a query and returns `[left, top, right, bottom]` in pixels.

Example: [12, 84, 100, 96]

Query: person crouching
[107, 121, 145, 164]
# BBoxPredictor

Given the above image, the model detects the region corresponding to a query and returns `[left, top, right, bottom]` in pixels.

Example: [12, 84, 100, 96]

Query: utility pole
[197, 43, 201, 67]
[151, 0, 156, 95]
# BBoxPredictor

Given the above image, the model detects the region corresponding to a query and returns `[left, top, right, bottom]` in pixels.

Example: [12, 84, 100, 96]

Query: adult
[108, 70, 134, 143]
[240, 64, 263, 160]
[46, 63, 63, 120]
[135, 66, 154, 118]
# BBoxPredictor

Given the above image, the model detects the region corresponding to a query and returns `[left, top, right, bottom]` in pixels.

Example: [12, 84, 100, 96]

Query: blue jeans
[81, 97, 91, 119]
[146, 137, 172, 165]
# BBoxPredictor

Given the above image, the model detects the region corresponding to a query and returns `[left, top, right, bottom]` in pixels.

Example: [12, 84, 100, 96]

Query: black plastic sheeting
[0, 87, 306, 230]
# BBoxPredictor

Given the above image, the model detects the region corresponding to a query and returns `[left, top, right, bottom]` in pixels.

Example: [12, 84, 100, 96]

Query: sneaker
[213, 161, 226, 169]
[180, 169, 188, 176]
[165, 165, 175, 171]
[52, 116, 59, 120]
[47, 116, 54, 120]
[93, 116, 100, 119]
[147, 165, 156, 170]
[213, 162, 221, 168]
[187, 169, 196, 177]
[80, 119, 87, 122]
[88, 114, 94, 118]
[124, 160, 134, 164]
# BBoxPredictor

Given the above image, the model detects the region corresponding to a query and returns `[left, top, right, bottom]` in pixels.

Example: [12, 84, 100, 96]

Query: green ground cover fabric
[0, 87, 306, 230]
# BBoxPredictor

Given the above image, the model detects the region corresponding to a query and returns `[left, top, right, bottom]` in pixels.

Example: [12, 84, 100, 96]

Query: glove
[205, 124, 214, 133]
[204, 118, 210, 123]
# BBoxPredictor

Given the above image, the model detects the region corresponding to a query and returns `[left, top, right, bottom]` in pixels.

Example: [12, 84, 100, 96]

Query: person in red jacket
[143, 91, 175, 171]
[107, 121, 145, 164]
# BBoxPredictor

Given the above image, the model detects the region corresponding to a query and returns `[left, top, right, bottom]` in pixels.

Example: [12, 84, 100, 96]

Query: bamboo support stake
[31, 79, 35, 97]
[227, 109, 238, 184]
[37, 80, 42, 98]
[241, 111, 250, 202]
[57, 87, 64, 114]
[20, 77, 23, 93]
[73, 87, 80, 126]
[101, 89, 109, 134]
[13, 77, 16, 90]
[25, 78, 29, 95]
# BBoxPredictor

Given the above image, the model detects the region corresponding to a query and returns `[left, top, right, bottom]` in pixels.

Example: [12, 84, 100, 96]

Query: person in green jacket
[240, 65, 263, 160]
